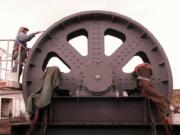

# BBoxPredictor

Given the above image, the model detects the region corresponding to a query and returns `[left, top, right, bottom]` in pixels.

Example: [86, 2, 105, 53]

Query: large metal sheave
[23, 11, 172, 100]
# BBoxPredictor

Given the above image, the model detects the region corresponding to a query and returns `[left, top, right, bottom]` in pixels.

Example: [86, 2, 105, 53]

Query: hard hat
[20, 27, 29, 31]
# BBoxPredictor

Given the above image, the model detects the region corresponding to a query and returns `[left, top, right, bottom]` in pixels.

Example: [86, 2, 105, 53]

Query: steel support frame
[50, 96, 148, 123]
[11, 124, 180, 135]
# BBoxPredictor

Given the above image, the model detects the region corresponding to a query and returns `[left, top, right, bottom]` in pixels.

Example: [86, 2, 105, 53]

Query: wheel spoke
[114, 71, 137, 90]
[109, 38, 141, 68]
[87, 22, 105, 59]
[51, 38, 85, 71]
[57, 72, 79, 94]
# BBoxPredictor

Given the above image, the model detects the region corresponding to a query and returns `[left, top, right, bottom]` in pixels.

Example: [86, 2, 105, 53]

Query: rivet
[94, 74, 101, 81]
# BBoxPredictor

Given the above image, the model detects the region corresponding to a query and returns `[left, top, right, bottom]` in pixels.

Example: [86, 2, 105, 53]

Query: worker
[12, 27, 42, 81]
[134, 63, 171, 124]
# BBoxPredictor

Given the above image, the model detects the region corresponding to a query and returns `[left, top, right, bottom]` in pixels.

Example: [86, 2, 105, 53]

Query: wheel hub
[83, 63, 112, 93]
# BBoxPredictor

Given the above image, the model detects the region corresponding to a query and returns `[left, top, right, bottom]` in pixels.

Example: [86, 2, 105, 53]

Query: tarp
[26, 66, 60, 116]
[135, 63, 170, 120]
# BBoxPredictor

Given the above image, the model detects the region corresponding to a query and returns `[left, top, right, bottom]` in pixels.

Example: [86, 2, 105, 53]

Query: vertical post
[5, 41, 10, 81]
[17, 41, 21, 82]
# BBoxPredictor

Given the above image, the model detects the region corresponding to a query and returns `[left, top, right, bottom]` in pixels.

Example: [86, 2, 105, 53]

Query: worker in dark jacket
[134, 63, 171, 124]
[12, 27, 41, 81]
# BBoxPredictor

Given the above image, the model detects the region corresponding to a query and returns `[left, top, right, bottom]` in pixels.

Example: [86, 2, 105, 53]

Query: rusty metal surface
[23, 11, 173, 102]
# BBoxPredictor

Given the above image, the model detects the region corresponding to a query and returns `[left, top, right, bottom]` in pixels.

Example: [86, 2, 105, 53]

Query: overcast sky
[0, 0, 180, 89]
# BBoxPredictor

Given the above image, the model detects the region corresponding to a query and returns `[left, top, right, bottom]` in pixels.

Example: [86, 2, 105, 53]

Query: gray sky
[0, 0, 180, 89]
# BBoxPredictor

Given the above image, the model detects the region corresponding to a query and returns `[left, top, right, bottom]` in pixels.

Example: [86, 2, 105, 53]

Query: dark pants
[12, 47, 27, 81]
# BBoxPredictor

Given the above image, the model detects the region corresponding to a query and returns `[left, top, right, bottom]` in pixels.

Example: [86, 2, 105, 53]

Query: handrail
[0, 39, 27, 82]
[0, 39, 28, 50]
[0, 48, 6, 52]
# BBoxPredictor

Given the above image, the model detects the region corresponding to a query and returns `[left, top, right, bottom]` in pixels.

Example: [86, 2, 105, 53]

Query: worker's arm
[17, 31, 41, 43]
